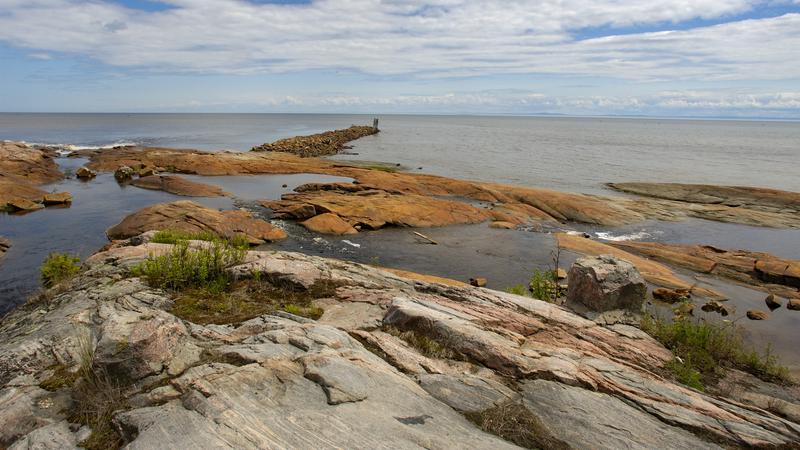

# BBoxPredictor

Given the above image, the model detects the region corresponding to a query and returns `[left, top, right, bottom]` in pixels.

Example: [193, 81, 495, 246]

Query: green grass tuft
[150, 229, 250, 249]
[504, 269, 559, 303]
[40, 252, 81, 288]
[132, 240, 246, 291]
[383, 325, 464, 360]
[641, 314, 792, 389]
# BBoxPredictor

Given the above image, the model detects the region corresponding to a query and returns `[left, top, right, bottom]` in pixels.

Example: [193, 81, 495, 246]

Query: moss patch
[171, 280, 327, 325]
[39, 365, 81, 391]
[465, 401, 570, 449]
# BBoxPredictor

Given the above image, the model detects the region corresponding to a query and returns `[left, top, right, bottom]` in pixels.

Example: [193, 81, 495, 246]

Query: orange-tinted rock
[788, 299, 800, 311]
[106, 200, 286, 244]
[765, 294, 782, 311]
[42, 192, 73, 205]
[612, 241, 800, 291]
[276, 189, 491, 230]
[132, 175, 228, 197]
[76, 166, 97, 179]
[300, 213, 357, 235]
[7, 198, 44, 212]
[652, 288, 689, 304]
[469, 277, 487, 287]
[489, 221, 516, 229]
[0, 141, 64, 185]
[747, 310, 769, 320]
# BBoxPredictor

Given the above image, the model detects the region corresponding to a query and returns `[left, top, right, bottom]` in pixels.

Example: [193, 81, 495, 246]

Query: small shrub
[132, 241, 245, 291]
[529, 269, 558, 301]
[40, 252, 81, 288]
[465, 400, 570, 450]
[641, 314, 792, 389]
[504, 269, 559, 303]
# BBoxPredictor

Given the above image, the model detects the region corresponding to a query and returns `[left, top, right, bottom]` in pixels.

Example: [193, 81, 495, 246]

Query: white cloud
[0, 0, 797, 83]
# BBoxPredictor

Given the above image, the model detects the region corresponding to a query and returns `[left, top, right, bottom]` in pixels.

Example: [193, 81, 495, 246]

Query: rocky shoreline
[2, 236, 799, 448]
[250, 124, 379, 156]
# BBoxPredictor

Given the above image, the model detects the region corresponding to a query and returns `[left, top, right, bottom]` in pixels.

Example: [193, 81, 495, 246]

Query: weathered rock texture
[106, 200, 287, 244]
[0, 141, 67, 212]
[1, 240, 798, 448]
[131, 175, 229, 197]
[611, 241, 800, 300]
[84, 145, 800, 230]
[566, 255, 646, 315]
[251, 125, 379, 156]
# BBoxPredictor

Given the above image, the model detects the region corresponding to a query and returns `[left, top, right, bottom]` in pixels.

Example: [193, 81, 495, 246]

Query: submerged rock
[131, 175, 228, 197]
[5, 198, 44, 212]
[0, 237, 9, 261]
[106, 200, 287, 244]
[652, 287, 690, 303]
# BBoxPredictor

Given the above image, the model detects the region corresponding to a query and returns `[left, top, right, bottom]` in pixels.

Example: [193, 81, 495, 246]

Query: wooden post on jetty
[372, 117, 379, 132]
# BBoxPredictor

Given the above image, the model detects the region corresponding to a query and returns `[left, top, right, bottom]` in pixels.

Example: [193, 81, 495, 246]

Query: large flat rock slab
[106, 200, 286, 244]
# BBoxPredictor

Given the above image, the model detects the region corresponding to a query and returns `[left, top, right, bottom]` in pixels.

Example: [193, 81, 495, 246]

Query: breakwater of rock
[251, 124, 379, 157]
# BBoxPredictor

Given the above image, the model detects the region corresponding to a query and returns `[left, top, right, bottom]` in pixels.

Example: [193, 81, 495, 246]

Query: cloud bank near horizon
[1, 0, 799, 116]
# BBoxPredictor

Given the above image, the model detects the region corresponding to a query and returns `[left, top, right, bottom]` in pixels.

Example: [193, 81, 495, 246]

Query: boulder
[75, 166, 96, 179]
[566, 255, 647, 315]
[114, 165, 135, 182]
[788, 299, 800, 311]
[42, 192, 72, 205]
[765, 294, 782, 311]
[300, 213, 358, 235]
[701, 301, 731, 316]
[556, 268, 567, 280]
[131, 175, 227, 197]
[747, 310, 769, 320]
[469, 277, 487, 288]
[106, 200, 287, 244]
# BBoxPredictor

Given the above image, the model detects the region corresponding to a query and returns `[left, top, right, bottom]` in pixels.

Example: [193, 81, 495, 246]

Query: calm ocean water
[2, 113, 799, 195]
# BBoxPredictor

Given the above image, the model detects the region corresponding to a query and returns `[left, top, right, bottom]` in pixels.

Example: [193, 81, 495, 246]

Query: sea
[1, 113, 799, 367]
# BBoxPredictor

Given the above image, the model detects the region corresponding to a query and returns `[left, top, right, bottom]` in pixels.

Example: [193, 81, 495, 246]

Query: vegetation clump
[505, 269, 560, 303]
[150, 229, 250, 249]
[40, 252, 81, 288]
[170, 280, 328, 325]
[465, 400, 570, 450]
[132, 240, 246, 292]
[641, 314, 792, 390]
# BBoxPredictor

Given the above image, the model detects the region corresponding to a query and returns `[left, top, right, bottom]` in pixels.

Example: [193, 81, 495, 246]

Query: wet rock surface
[0, 240, 798, 448]
[131, 175, 229, 197]
[106, 200, 287, 244]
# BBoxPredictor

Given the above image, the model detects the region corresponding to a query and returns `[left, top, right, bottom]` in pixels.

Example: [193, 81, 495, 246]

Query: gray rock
[565, 255, 646, 321]
[418, 373, 516, 413]
[520, 379, 722, 450]
[8, 420, 83, 450]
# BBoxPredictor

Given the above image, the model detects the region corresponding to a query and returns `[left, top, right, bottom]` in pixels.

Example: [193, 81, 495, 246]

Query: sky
[0, 0, 799, 117]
